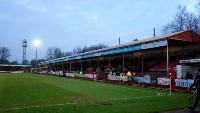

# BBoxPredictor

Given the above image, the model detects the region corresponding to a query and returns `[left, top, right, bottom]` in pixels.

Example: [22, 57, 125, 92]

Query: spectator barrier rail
[39, 72, 194, 91]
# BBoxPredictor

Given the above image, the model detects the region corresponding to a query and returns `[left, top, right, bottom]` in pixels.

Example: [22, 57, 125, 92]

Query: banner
[157, 78, 170, 85]
[107, 75, 128, 81]
[176, 79, 194, 87]
[82, 74, 87, 78]
[66, 73, 74, 77]
[51, 71, 56, 75]
[158, 78, 194, 87]
[141, 40, 167, 50]
[56, 72, 59, 76]
[84, 74, 95, 79]
[133, 77, 151, 83]
[133, 77, 157, 84]
[74, 73, 82, 77]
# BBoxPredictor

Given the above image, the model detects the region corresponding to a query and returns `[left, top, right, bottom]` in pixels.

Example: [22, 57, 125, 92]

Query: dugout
[178, 58, 200, 79]
[40, 30, 200, 79]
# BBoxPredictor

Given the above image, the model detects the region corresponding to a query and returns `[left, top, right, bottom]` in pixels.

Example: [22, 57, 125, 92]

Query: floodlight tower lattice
[22, 39, 28, 64]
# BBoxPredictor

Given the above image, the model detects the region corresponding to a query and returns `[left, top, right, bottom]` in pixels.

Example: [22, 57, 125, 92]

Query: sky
[0, 0, 199, 63]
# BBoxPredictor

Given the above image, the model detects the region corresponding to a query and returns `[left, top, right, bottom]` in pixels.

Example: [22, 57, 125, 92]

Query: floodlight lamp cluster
[33, 40, 41, 47]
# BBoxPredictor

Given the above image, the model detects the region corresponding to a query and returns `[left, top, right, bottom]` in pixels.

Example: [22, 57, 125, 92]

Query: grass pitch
[0, 73, 191, 113]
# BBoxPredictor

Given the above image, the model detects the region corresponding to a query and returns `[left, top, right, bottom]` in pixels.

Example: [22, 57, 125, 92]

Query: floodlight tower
[22, 39, 28, 64]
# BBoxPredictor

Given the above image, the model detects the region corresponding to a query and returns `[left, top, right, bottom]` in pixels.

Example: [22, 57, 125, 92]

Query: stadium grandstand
[0, 64, 31, 73]
[39, 30, 200, 82]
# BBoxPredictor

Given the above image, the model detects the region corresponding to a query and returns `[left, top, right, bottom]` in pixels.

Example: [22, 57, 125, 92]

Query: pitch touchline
[104, 94, 169, 101]
[0, 94, 169, 111]
[100, 83, 166, 94]
[0, 102, 76, 111]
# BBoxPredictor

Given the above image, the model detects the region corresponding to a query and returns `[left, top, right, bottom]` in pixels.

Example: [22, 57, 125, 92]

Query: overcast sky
[0, 0, 198, 63]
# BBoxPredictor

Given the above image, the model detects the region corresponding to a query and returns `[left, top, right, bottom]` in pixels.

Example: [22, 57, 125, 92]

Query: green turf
[0, 73, 191, 113]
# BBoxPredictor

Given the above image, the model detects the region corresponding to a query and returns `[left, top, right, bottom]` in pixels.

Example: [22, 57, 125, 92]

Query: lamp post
[33, 40, 41, 69]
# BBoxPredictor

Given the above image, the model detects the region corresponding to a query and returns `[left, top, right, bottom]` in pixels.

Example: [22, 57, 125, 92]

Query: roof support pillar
[62, 61, 64, 71]
[81, 59, 82, 72]
[142, 51, 144, 77]
[97, 57, 99, 73]
[89, 58, 90, 69]
[109, 55, 110, 75]
[122, 53, 124, 73]
[167, 38, 171, 95]
[70, 61, 71, 72]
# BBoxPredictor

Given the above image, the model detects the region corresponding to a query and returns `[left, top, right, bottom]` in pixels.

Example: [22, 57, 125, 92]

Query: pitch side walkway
[162, 107, 200, 113]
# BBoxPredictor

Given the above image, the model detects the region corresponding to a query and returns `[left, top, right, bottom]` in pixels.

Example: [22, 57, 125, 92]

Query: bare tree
[10, 60, 19, 65]
[22, 60, 29, 65]
[53, 48, 63, 58]
[0, 47, 11, 64]
[46, 47, 54, 60]
[73, 47, 82, 55]
[84, 44, 108, 52]
[31, 59, 45, 68]
[195, 1, 200, 33]
[161, 5, 199, 34]
[65, 52, 73, 56]
[82, 46, 88, 53]
[72, 44, 108, 55]
[185, 13, 199, 33]
[196, 1, 200, 15]
[174, 6, 187, 31]
[45, 47, 64, 60]
[45, 44, 108, 59]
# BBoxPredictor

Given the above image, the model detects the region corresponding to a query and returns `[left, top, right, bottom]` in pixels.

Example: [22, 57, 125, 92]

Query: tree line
[45, 43, 108, 60]
[0, 43, 108, 67]
[161, 4, 200, 34]
[1, 2, 200, 66]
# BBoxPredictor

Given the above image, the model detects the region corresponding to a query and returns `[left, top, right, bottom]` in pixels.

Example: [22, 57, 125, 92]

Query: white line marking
[0, 83, 168, 111]
[0, 103, 76, 111]
[100, 83, 166, 95]
[103, 94, 169, 101]
[0, 93, 169, 111]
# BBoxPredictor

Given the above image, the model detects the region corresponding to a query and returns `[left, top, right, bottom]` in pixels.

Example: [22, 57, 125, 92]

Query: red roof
[168, 30, 200, 43]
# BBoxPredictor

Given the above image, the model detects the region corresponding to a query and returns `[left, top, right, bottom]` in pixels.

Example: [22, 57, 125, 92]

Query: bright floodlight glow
[33, 39, 41, 47]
